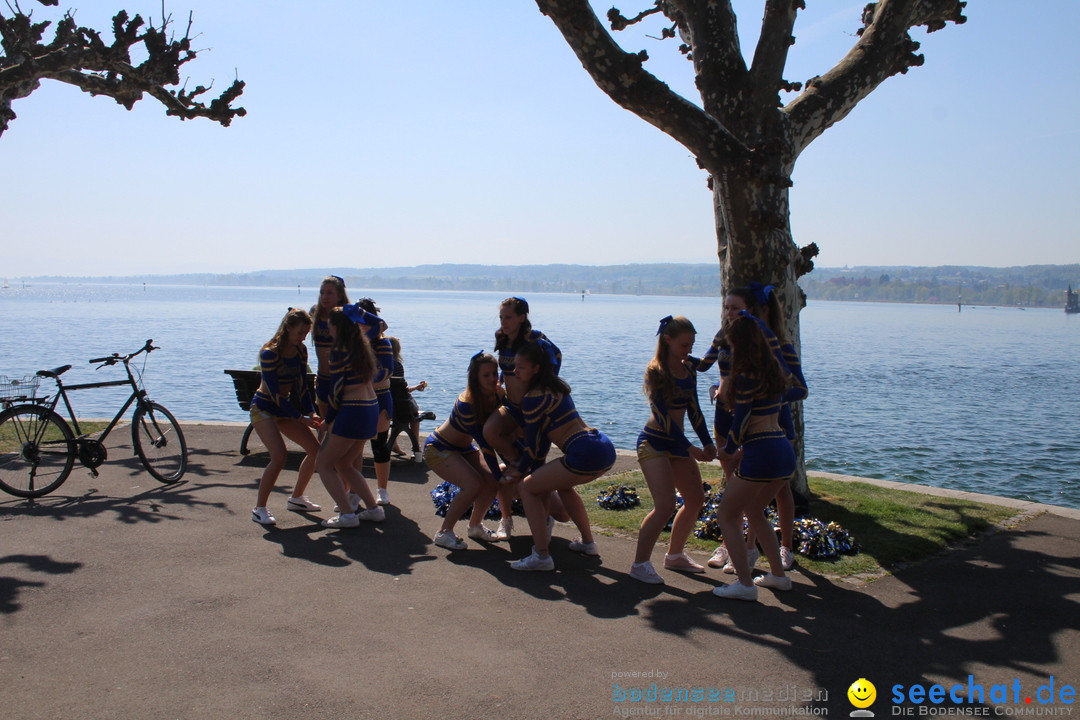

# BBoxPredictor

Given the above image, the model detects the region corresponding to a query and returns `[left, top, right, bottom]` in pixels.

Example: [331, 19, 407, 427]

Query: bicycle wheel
[131, 402, 187, 483]
[0, 405, 77, 498]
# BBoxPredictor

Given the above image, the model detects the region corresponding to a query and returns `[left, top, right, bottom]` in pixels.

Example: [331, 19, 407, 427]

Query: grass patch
[578, 465, 1017, 579]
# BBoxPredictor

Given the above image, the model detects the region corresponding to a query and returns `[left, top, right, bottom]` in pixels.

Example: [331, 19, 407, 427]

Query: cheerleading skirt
[559, 428, 616, 477]
[331, 397, 379, 440]
[735, 430, 795, 483]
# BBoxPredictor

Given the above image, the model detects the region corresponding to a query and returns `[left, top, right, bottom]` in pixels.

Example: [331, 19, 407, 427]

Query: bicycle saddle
[37, 365, 72, 378]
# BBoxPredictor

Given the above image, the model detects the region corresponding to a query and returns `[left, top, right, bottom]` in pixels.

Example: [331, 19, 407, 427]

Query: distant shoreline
[6, 261, 1078, 309]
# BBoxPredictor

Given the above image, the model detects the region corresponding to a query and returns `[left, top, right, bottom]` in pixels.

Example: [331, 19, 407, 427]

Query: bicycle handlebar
[88, 340, 157, 366]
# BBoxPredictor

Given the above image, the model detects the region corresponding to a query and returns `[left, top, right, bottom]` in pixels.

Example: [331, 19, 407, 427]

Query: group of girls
[249, 276, 394, 528]
[634, 283, 806, 601]
[249, 277, 806, 601]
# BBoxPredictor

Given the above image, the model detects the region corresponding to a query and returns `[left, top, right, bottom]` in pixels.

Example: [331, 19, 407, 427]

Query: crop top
[724, 375, 787, 454]
[446, 391, 504, 479]
[518, 387, 581, 472]
[256, 345, 315, 419]
[646, 363, 714, 450]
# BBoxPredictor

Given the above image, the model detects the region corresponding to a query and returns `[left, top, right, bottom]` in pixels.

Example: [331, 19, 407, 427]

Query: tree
[0, 0, 244, 138]
[533, 0, 965, 495]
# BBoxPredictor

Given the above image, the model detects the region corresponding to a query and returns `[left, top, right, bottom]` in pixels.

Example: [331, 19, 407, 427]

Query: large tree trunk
[710, 168, 809, 497]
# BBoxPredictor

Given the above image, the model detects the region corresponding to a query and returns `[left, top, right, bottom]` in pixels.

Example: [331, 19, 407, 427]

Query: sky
[1, 1, 1077, 277]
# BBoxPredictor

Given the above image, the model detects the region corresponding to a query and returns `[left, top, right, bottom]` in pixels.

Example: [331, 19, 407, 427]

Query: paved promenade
[1, 423, 1077, 720]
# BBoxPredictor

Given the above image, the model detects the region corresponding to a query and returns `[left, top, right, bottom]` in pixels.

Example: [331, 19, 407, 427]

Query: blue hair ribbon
[656, 315, 673, 336]
[746, 282, 775, 307]
[330, 275, 345, 286]
[511, 296, 530, 314]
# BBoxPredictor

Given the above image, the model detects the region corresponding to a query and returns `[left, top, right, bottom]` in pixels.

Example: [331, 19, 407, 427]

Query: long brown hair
[328, 308, 377, 381]
[643, 315, 695, 404]
[494, 296, 533, 353]
[312, 275, 350, 325]
[720, 315, 790, 409]
[263, 308, 312, 360]
[464, 352, 501, 421]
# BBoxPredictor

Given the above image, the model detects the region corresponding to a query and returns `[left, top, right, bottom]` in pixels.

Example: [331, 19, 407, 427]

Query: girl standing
[630, 316, 716, 583]
[712, 312, 795, 600]
[310, 275, 350, 421]
[317, 304, 387, 528]
[250, 309, 323, 525]
[357, 298, 395, 506]
[505, 341, 614, 572]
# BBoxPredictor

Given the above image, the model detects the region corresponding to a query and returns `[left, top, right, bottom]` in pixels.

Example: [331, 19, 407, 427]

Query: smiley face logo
[847, 678, 877, 709]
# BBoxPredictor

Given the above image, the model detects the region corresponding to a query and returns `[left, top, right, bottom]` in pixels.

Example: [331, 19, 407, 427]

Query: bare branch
[534, 0, 749, 169]
[0, 3, 244, 137]
[784, 0, 965, 155]
[748, 0, 801, 107]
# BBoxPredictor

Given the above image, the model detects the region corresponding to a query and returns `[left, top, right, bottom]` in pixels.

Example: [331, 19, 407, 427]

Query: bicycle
[0, 339, 188, 498]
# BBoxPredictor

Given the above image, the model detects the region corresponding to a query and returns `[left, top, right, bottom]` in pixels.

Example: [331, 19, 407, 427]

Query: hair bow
[746, 282, 775, 307]
[511, 296, 530, 314]
[656, 315, 673, 336]
[330, 275, 345, 287]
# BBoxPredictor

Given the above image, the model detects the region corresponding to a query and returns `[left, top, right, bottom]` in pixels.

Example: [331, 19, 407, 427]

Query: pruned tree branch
[535, 0, 749, 170]
[748, 0, 802, 106]
[784, 0, 965, 155]
[0, 0, 245, 137]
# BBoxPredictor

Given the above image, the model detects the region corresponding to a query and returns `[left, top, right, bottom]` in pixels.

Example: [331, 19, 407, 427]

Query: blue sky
[1, 1, 1077, 277]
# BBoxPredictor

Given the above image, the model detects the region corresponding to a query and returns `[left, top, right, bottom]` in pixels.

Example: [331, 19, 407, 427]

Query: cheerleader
[424, 352, 510, 550]
[630, 316, 716, 583]
[250, 309, 323, 525]
[712, 313, 795, 600]
[505, 341, 614, 572]
[482, 296, 561, 539]
[317, 304, 387, 528]
[357, 298, 396, 506]
[310, 275, 350, 421]
[700, 284, 806, 572]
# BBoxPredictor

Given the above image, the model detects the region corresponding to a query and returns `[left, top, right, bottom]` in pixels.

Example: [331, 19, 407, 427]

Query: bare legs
[253, 417, 319, 509]
[634, 456, 702, 564]
[716, 476, 788, 587]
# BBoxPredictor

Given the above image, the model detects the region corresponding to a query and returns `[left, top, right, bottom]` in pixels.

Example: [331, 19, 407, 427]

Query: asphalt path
[1, 423, 1077, 719]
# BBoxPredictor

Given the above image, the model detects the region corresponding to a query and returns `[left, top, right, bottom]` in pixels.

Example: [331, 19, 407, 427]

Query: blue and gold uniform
[424, 392, 504, 478]
[637, 363, 714, 462]
[250, 346, 314, 423]
[724, 375, 795, 483]
[326, 347, 378, 440]
[310, 311, 334, 404]
[519, 388, 615, 477]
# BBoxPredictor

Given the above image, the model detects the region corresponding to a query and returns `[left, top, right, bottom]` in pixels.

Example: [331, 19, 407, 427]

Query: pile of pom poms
[430, 481, 522, 519]
[590, 481, 859, 561]
[595, 484, 640, 510]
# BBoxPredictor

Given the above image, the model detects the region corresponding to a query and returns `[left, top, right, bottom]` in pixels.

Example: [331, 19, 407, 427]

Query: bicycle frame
[46, 369, 148, 443]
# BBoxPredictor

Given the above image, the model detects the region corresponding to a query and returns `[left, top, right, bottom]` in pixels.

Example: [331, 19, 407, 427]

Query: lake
[2, 282, 1077, 509]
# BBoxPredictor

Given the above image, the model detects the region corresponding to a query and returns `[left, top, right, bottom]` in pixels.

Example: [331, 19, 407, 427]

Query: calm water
[2, 283, 1078, 509]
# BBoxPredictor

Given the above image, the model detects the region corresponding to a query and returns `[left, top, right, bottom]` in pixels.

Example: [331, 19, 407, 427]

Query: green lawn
[577, 464, 1018, 579]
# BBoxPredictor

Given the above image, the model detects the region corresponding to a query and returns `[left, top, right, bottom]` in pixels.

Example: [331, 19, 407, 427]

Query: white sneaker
[251, 507, 276, 525]
[413, 450, 424, 463]
[780, 546, 795, 570]
[358, 506, 386, 522]
[433, 530, 467, 550]
[568, 538, 599, 556]
[467, 524, 495, 541]
[753, 573, 793, 591]
[712, 582, 758, 601]
[322, 513, 359, 528]
[510, 550, 555, 572]
[376, 488, 390, 505]
[286, 496, 321, 512]
[334, 492, 361, 513]
[629, 561, 664, 585]
[707, 545, 730, 569]
[723, 547, 759, 574]
[493, 517, 513, 541]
